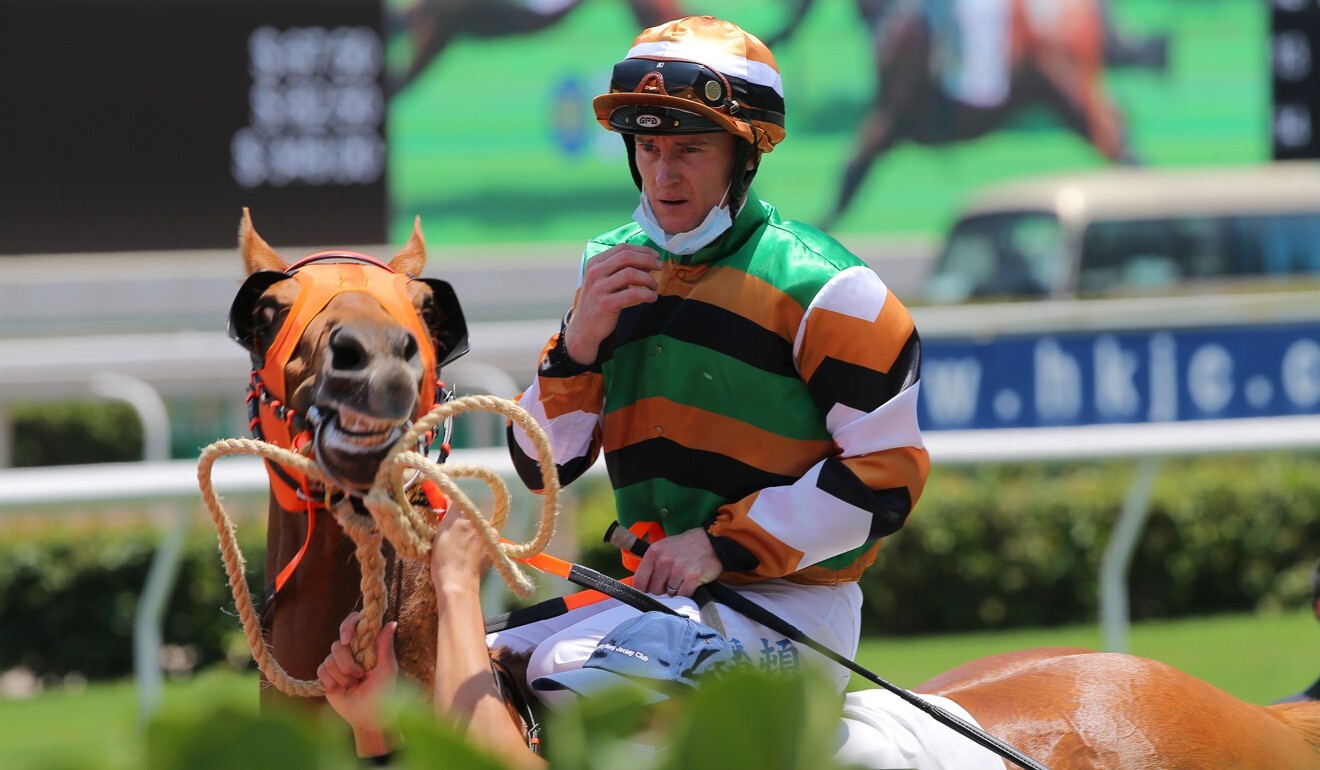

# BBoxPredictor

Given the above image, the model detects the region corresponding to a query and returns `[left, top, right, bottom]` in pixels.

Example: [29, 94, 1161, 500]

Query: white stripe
[793, 267, 890, 362]
[810, 266, 890, 321]
[746, 462, 875, 568]
[830, 383, 926, 455]
[513, 379, 601, 465]
[626, 41, 784, 96]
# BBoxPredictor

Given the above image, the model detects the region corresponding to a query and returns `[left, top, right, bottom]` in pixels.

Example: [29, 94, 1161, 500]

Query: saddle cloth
[833, 689, 1005, 770]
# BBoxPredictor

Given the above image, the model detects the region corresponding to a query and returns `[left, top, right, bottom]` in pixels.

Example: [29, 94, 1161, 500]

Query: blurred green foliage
[576, 453, 1320, 635]
[0, 525, 264, 679]
[6, 660, 852, 770]
[10, 401, 143, 467]
[3, 453, 1317, 682]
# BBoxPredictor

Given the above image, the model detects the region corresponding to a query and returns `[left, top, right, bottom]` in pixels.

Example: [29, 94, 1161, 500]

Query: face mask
[633, 192, 732, 255]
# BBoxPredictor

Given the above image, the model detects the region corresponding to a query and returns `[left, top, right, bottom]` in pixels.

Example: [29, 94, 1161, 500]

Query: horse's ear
[390, 216, 427, 277]
[239, 208, 288, 275]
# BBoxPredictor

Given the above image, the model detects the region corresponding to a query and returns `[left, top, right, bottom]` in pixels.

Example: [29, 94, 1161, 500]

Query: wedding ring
[665, 584, 679, 596]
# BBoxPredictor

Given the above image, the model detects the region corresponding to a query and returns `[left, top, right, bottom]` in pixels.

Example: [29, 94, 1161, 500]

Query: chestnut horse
[913, 646, 1320, 768]
[817, 0, 1135, 231]
[226, 213, 1320, 766]
[228, 211, 468, 706]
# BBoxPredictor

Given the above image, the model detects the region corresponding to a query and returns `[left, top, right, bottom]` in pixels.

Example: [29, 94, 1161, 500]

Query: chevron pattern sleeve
[706, 266, 929, 583]
[507, 310, 608, 492]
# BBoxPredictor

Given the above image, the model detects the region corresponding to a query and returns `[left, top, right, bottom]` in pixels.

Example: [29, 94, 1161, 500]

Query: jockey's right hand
[563, 244, 661, 365]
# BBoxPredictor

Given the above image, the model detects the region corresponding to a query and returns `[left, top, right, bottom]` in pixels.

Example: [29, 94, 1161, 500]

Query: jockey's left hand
[632, 527, 722, 598]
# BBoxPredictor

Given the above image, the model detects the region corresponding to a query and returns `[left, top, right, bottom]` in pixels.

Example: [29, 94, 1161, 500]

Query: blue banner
[919, 322, 1320, 430]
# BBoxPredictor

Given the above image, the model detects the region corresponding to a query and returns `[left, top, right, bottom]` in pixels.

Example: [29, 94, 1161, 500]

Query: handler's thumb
[377, 620, 399, 668]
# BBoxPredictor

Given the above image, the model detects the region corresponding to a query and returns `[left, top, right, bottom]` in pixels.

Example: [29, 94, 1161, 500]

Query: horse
[387, 0, 684, 95]
[227, 209, 469, 707]
[911, 646, 1320, 768]
[813, 0, 1141, 232]
[223, 213, 1320, 765]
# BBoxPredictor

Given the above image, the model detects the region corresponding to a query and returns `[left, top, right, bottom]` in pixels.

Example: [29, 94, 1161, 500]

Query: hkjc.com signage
[919, 324, 1320, 430]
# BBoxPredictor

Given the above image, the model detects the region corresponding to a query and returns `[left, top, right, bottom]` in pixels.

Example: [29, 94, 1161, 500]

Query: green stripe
[614, 477, 729, 535]
[814, 540, 877, 571]
[603, 336, 829, 441]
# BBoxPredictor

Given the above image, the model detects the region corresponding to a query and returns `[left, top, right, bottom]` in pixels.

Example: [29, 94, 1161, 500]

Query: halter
[227, 250, 467, 611]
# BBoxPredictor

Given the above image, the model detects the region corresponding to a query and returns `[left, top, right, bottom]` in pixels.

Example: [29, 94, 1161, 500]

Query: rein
[198, 394, 561, 698]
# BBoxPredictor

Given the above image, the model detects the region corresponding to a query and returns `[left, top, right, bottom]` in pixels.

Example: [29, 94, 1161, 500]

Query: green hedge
[0, 524, 265, 680]
[3, 453, 1318, 681]
[575, 453, 1320, 635]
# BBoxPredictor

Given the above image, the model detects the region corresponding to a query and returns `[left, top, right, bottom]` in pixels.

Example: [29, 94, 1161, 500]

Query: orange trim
[273, 483, 316, 594]
[621, 521, 666, 573]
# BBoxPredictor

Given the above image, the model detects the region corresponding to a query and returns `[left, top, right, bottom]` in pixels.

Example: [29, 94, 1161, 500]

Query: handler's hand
[564, 244, 661, 365]
[430, 512, 493, 593]
[318, 612, 398, 733]
[632, 527, 723, 598]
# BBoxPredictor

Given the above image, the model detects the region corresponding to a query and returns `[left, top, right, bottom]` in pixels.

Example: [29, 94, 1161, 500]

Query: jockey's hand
[430, 512, 493, 593]
[632, 527, 723, 598]
[319, 612, 399, 740]
[563, 244, 661, 365]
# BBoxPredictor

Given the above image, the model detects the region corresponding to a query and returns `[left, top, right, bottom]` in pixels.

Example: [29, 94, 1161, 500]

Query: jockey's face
[634, 132, 737, 234]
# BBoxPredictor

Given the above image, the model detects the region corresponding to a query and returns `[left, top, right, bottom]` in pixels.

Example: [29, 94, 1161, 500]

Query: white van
[920, 162, 1320, 304]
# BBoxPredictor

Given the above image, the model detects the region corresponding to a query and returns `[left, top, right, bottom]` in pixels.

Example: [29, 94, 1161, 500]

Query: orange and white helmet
[594, 16, 786, 176]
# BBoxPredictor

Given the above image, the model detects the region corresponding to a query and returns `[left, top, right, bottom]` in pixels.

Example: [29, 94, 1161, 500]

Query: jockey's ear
[390, 216, 427, 277]
[239, 208, 288, 275]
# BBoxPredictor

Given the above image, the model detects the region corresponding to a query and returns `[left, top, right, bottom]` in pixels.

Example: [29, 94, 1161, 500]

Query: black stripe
[806, 329, 921, 414]
[507, 423, 600, 490]
[607, 438, 795, 500]
[725, 73, 785, 122]
[485, 598, 569, 634]
[602, 295, 797, 377]
[816, 457, 912, 539]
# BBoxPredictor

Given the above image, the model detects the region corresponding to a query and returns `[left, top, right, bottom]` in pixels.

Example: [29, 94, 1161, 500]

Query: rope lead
[198, 394, 560, 698]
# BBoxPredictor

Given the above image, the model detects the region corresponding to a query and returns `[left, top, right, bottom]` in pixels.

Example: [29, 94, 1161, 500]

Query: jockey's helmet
[593, 16, 785, 199]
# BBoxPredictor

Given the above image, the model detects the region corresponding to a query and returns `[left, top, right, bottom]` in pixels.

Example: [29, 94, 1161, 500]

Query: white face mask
[633, 191, 733, 255]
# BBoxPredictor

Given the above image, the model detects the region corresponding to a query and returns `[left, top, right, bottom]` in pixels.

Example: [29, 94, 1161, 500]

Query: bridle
[226, 250, 468, 617]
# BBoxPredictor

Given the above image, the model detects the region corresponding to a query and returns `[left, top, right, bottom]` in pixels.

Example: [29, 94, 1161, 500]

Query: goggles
[610, 58, 735, 111]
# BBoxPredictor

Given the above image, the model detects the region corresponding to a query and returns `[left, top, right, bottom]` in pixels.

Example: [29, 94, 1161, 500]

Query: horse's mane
[492, 646, 536, 712]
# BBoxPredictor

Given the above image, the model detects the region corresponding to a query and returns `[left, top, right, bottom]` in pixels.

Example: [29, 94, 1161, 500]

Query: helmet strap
[623, 134, 644, 191]
[730, 139, 760, 215]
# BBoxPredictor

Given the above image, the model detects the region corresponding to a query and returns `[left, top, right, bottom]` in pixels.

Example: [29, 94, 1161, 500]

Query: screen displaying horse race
[0, 0, 1281, 254]
[383, 0, 1270, 252]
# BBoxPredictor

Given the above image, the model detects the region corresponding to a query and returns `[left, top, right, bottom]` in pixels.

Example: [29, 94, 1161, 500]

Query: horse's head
[228, 209, 468, 502]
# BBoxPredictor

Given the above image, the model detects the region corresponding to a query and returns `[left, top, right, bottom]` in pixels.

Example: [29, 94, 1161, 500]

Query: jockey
[501, 15, 928, 699]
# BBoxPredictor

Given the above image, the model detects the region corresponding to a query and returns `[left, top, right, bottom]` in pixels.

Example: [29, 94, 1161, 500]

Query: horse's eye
[419, 296, 437, 328]
[253, 302, 281, 342]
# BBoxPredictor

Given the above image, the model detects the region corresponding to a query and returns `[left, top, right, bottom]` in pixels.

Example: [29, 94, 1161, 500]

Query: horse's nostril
[401, 334, 419, 362]
[330, 329, 367, 371]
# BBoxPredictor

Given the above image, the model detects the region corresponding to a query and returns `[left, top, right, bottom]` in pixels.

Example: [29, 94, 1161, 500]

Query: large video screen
[384, 0, 1269, 252]
[0, 0, 386, 255]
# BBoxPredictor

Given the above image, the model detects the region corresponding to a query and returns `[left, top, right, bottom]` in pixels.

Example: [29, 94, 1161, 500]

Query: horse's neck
[263, 498, 363, 680]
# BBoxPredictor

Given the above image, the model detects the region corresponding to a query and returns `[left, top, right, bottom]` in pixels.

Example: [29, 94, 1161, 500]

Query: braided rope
[197, 394, 560, 697]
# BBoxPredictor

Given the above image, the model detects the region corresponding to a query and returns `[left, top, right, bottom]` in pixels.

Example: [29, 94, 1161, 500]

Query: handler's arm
[431, 514, 547, 770]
